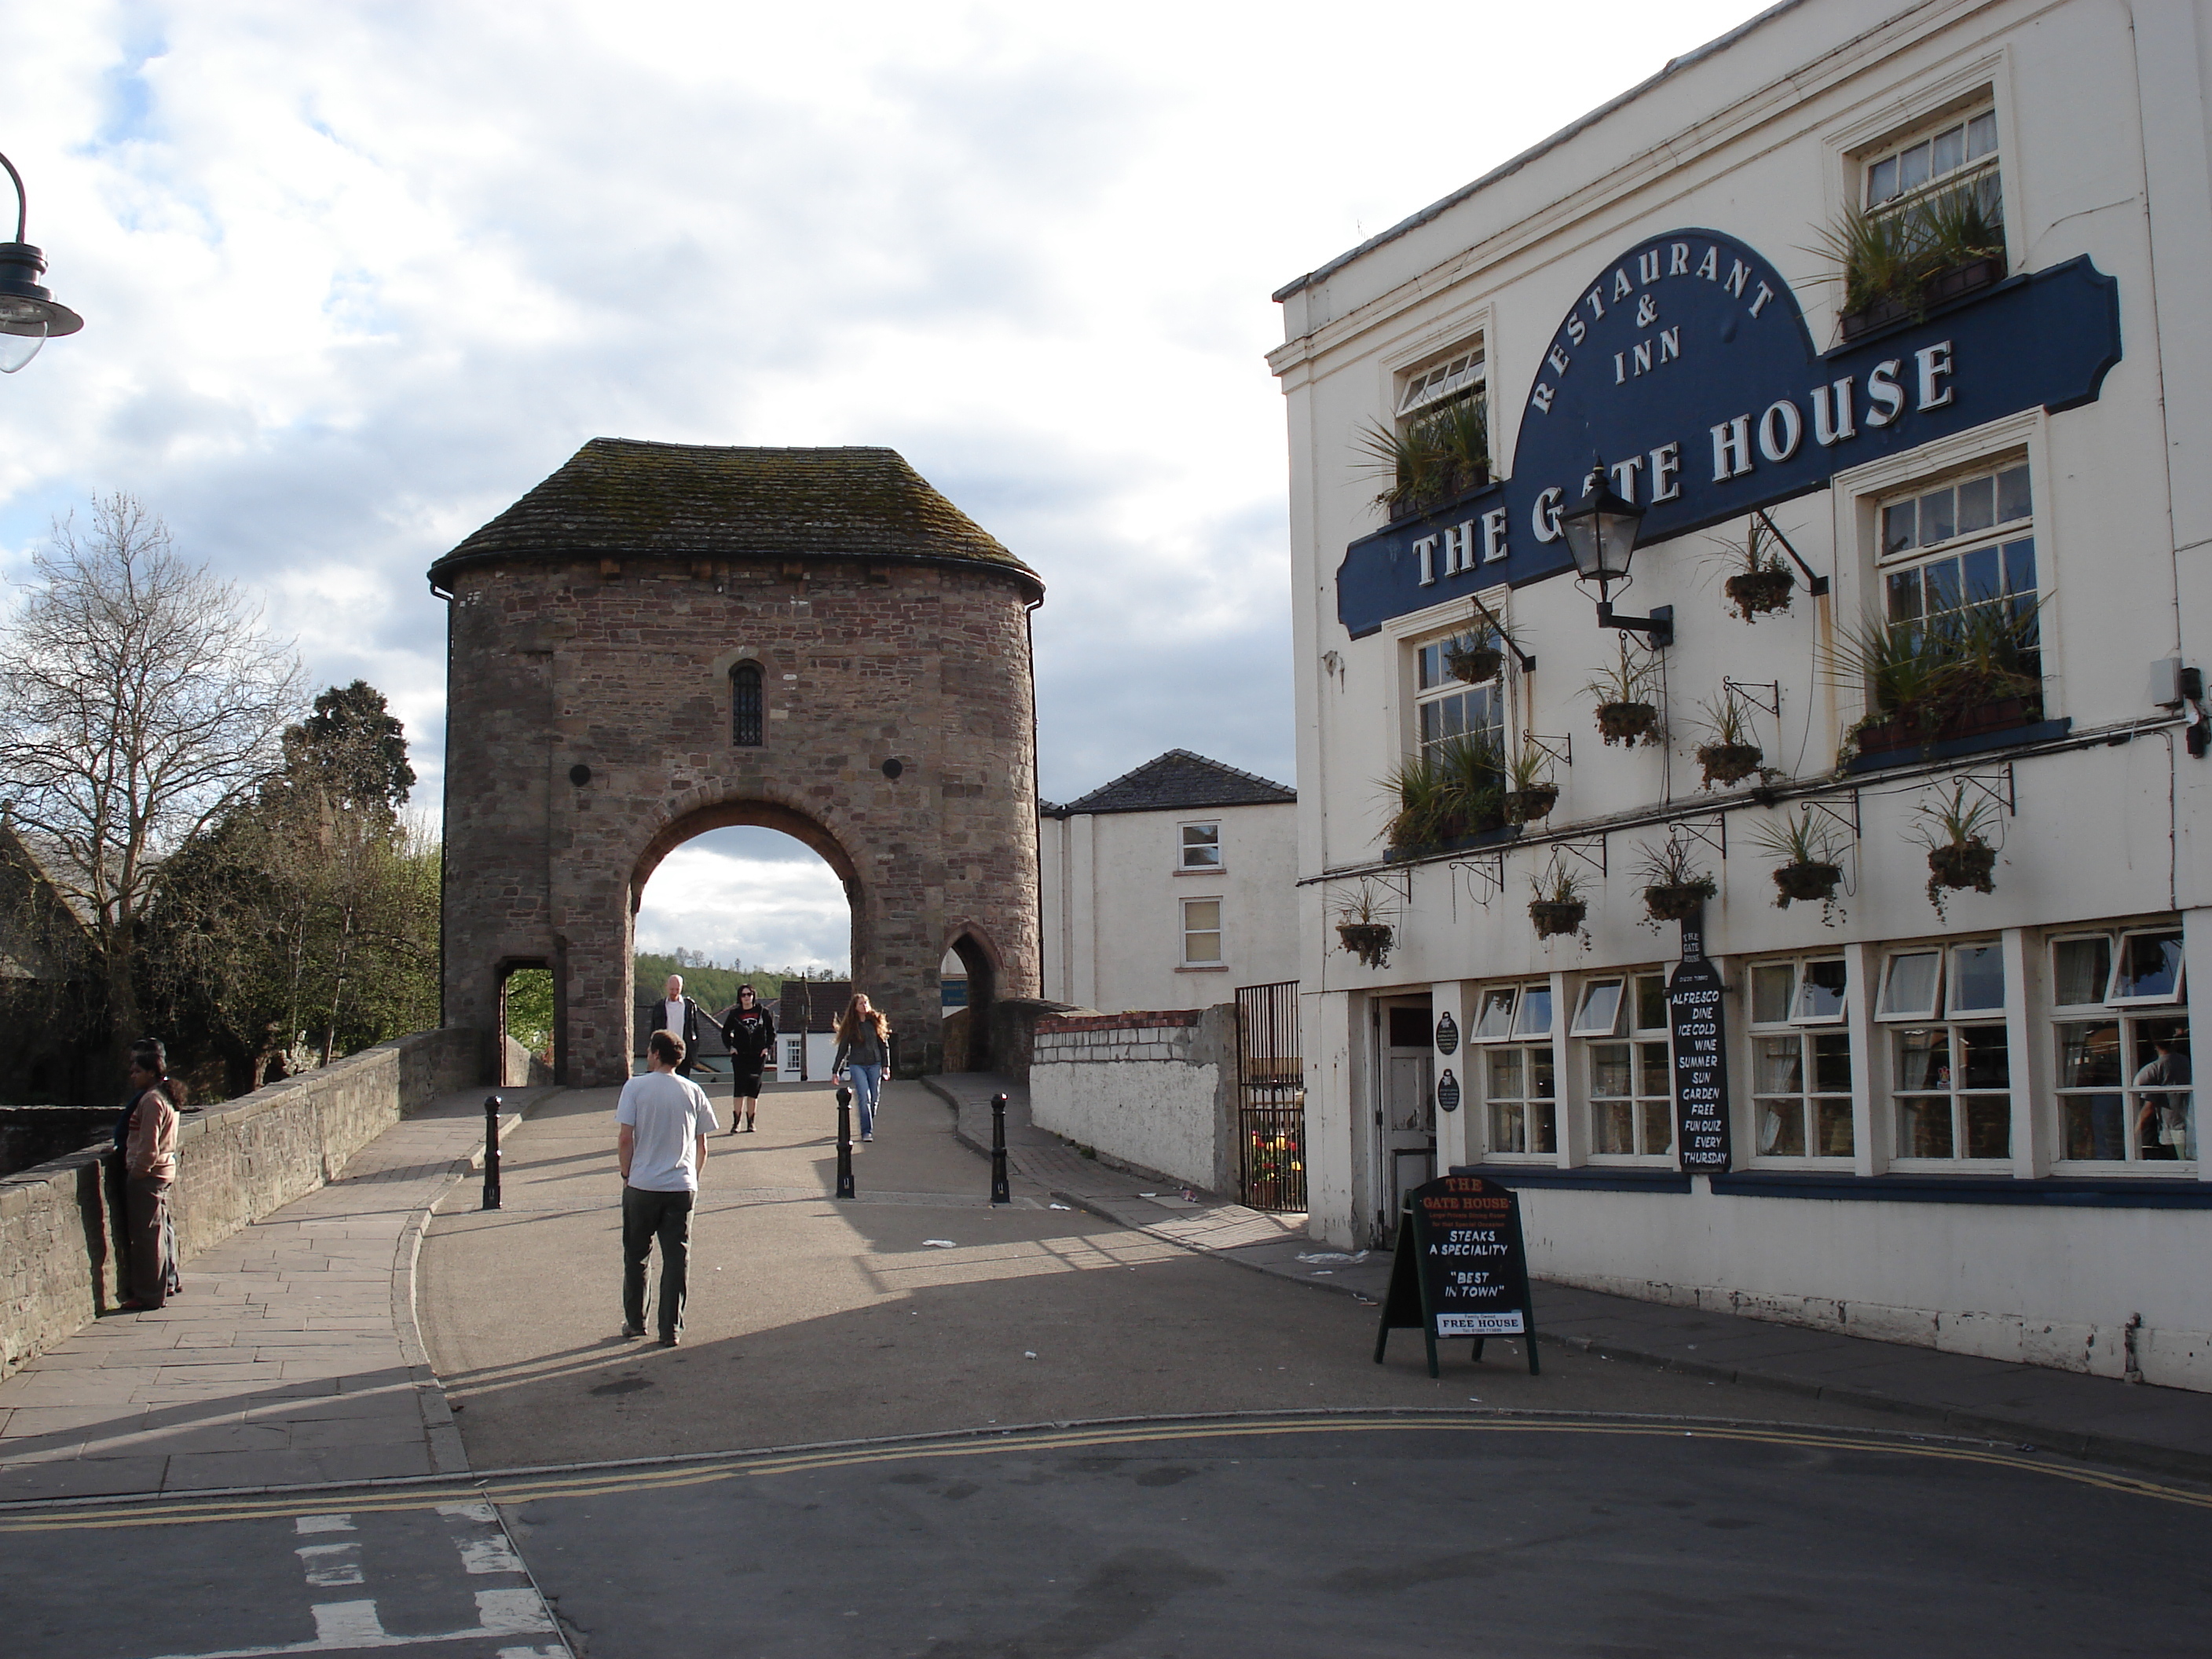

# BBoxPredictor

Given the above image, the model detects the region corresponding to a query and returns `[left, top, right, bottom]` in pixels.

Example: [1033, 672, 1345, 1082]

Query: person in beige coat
[119, 1038, 182, 1311]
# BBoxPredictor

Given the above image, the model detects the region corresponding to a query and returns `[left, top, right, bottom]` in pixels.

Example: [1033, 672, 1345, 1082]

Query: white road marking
[471, 1591, 555, 1635]
[456, 1536, 525, 1576]
[295, 1543, 365, 1587]
[434, 1503, 497, 1525]
[294, 1515, 356, 1535]
[311, 1602, 387, 1644]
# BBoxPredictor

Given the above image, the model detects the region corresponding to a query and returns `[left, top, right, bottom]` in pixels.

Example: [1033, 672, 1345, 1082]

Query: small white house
[1039, 750, 1298, 1013]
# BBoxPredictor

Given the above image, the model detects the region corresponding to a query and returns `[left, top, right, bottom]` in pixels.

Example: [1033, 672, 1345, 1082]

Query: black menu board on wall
[1669, 914, 1732, 1172]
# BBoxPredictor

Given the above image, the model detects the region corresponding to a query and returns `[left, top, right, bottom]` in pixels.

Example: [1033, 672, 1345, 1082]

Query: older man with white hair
[655, 972, 705, 1079]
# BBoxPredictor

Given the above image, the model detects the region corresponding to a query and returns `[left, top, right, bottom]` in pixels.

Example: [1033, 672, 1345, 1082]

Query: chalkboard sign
[1434, 1013, 1459, 1055]
[1436, 1068, 1460, 1115]
[1669, 917, 1732, 1171]
[1373, 1174, 1539, 1378]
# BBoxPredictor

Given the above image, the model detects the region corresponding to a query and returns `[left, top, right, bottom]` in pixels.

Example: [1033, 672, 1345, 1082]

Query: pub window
[1414, 630, 1505, 764]
[1881, 941, 2011, 1162]
[1377, 336, 1489, 523]
[731, 662, 764, 747]
[1866, 101, 2008, 235]
[1748, 957, 1853, 1159]
[1577, 972, 1672, 1160]
[1180, 822, 1221, 870]
[1474, 980, 1555, 1158]
[2052, 927, 2192, 1165]
[1876, 458, 2041, 723]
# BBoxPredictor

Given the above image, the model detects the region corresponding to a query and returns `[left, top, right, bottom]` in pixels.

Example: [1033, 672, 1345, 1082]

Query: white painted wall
[1274, 0, 2212, 1382]
[1040, 799, 1298, 1012]
[1028, 1011, 1232, 1191]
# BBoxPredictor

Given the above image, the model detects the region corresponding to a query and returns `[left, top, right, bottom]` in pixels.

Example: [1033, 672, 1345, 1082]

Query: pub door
[1374, 995, 1436, 1245]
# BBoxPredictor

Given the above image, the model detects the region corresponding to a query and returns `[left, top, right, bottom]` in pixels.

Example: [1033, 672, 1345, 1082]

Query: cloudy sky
[2, 0, 1769, 971]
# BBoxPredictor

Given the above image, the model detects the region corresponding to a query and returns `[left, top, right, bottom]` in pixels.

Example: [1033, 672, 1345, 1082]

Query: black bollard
[990, 1092, 1010, 1206]
[835, 1085, 855, 1199]
[482, 1094, 503, 1210]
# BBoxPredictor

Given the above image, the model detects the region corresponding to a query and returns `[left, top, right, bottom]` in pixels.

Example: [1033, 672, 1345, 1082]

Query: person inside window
[2134, 1034, 2192, 1160]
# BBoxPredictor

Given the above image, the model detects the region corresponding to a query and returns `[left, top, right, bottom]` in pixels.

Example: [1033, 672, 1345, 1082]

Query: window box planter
[1697, 742, 1763, 787]
[1503, 784, 1558, 824]
[1643, 880, 1716, 924]
[1382, 470, 1493, 527]
[1723, 566, 1793, 621]
[1336, 921, 1393, 969]
[1529, 899, 1587, 939]
[1839, 255, 2006, 342]
[1772, 860, 1843, 908]
[1595, 700, 1660, 747]
[1855, 695, 2036, 757]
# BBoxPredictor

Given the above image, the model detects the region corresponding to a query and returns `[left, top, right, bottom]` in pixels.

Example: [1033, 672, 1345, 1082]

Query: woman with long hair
[117, 1038, 183, 1311]
[831, 993, 892, 1142]
[720, 983, 777, 1133]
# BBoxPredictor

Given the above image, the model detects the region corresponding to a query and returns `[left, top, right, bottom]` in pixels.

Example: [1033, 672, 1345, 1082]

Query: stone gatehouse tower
[430, 438, 1043, 1085]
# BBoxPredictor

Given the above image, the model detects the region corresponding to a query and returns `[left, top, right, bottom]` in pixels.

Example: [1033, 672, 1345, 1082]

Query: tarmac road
[6, 1412, 2208, 1658]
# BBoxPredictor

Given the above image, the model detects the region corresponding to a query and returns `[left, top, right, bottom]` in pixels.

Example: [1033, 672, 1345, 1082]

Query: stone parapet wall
[1030, 1005, 1236, 1192]
[0, 1027, 480, 1381]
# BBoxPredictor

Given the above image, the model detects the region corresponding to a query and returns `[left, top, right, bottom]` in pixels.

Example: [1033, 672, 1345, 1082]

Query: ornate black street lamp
[1559, 455, 1670, 647]
[0, 152, 85, 375]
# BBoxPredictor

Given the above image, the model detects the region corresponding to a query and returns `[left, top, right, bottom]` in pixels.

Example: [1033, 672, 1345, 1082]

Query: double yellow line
[4, 1412, 2207, 1532]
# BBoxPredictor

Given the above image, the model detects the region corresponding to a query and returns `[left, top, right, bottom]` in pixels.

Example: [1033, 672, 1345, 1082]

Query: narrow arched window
[731, 662, 763, 746]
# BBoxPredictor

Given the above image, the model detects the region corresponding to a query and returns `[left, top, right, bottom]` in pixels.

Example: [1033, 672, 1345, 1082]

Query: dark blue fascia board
[1455, 1164, 2212, 1207]
[1452, 1163, 1694, 1193]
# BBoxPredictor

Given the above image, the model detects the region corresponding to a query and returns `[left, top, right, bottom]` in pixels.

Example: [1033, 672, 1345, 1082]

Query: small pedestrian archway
[944, 927, 1002, 1070]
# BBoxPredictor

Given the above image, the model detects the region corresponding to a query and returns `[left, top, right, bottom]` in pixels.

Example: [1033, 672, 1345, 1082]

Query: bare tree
[0, 496, 302, 1069]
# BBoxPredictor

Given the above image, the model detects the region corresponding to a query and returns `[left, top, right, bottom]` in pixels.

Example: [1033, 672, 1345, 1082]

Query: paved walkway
[0, 1086, 552, 1501]
[925, 1071, 2212, 1479]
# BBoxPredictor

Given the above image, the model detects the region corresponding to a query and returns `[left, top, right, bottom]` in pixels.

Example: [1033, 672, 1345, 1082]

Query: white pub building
[1272, 0, 2212, 1390]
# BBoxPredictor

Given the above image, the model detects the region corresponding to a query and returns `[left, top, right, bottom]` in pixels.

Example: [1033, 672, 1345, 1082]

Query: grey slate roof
[430, 438, 1037, 588]
[1042, 750, 1295, 818]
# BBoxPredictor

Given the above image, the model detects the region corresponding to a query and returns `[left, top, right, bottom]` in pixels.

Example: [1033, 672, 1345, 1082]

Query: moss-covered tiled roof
[430, 438, 1036, 588]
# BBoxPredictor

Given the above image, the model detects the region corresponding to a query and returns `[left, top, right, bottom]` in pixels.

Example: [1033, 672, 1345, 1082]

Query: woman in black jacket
[720, 984, 778, 1133]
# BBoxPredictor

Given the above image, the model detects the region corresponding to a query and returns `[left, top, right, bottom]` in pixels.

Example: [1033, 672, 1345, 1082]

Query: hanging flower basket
[1772, 860, 1843, 907]
[1927, 839, 1997, 896]
[1643, 878, 1716, 924]
[1503, 784, 1559, 824]
[1723, 567, 1794, 622]
[1444, 641, 1506, 684]
[1529, 899, 1587, 939]
[1697, 742, 1764, 787]
[1596, 701, 1660, 747]
[1336, 921, 1394, 969]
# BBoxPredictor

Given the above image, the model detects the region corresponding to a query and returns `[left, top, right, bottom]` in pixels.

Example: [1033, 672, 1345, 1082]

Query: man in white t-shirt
[617, 1028, 720, 1345]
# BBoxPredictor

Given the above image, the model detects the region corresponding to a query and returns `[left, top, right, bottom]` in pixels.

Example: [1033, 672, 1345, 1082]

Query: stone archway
[431, 439, 1043, 1085]
[945, 927, 1001, 1070]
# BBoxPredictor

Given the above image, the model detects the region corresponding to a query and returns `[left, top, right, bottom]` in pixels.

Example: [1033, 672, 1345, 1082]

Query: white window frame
[1396, 341, 1487, 420]
[1473, 980, 1555, 1160]
[2049, 925, 2192, 1169]
[1580, 970, 1673, 1163]
[1881, 940, 2012, 1165]
[1746, 956, 1855, 1163]
[1413, 626, 1507, 764]
[1178, 820, 1222, 872]
[1180, 897, 1222, 966]
[1859, 98, 2001, 221]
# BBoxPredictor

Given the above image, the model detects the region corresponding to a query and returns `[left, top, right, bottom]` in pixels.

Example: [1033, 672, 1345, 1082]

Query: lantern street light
[1558, 455, 1670, 647]
[0, 152, 85, 375]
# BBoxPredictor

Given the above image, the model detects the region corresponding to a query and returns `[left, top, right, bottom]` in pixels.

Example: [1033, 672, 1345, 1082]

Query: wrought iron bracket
[1554, 834, 1609, 879]
[1667, 812, 1728, 862]
[1950, 764, 2018, 818]
[1753, 508, 1830, 596]
[1800, 789, 1862, 841]
[1723, 678, 1781, 719]
[1522, 732, 1573, 769]
[1450, 854, 1507, 907]
[1468, 591, 1536, 674]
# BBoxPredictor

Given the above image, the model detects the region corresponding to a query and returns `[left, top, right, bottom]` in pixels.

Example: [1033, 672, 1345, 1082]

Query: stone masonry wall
[441, 556, 1041, 1084]
[1029, 1006, 1239, 1192]
[0, 1027, 479, 1381]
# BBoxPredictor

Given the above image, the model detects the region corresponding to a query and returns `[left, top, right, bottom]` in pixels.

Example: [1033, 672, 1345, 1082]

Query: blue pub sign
[1335, 229, 2122, 638]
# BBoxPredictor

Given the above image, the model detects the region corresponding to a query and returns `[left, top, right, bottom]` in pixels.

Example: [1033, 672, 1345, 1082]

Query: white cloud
[2, 0, 1776, 835]
[635, 828, 851, 972]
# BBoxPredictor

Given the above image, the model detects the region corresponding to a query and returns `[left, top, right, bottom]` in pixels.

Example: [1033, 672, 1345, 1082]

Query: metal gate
[1236, 980, 1307, 1212]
